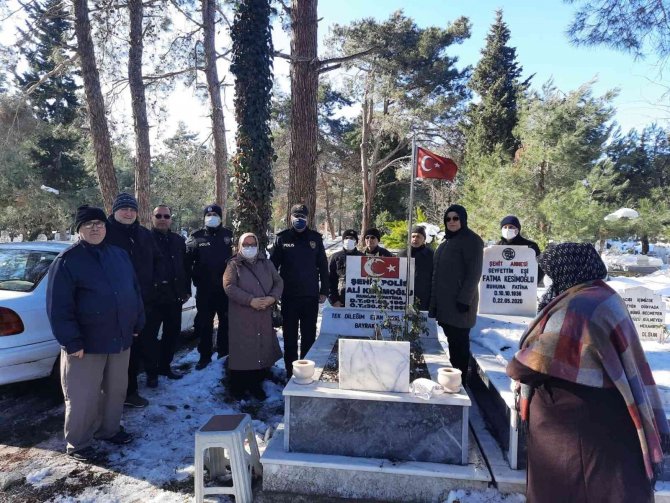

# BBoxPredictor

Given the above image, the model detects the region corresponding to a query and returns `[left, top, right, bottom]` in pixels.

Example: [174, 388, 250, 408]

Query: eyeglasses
[445, 216, 460, 222]
[154, 214, 171, 219]
[82, 221, 105, 229]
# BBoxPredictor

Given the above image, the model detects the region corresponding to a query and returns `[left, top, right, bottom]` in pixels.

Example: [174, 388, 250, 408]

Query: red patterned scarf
[515, 280, 669, 480]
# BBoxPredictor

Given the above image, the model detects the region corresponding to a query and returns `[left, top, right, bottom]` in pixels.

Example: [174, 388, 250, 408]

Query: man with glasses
[429, 204, 483, 379]
[47, 205, 145, 461]
[362, 228, 393, 257]
[105, 192, 160, 408]
[186, 204, 234, 370]
[270, 204, 329, 378]
[141, 205, 191, 386]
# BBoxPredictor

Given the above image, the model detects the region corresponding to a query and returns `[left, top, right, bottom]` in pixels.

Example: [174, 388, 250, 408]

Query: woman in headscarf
[223, 233, 283, 400]
[429, 204, 484, 378]
[506, 243, 669, 503]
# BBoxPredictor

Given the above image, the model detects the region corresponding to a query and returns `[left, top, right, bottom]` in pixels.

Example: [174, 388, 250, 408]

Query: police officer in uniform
[186, 204, 233, 370]
[328, 229, 363, 307]
[270, 204, 329, 377]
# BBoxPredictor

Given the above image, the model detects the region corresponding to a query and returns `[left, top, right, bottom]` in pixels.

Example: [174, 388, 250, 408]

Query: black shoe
[147, 374, 158, 388]
[124, 393, 149, 408]
[158, 368, 184, 380]
[103, 427, 133, 445]
[68, 446, 97, 462]
[195, 358, 211, 370]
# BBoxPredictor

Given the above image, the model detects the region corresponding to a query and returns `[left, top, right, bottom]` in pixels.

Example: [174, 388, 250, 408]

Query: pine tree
[230, 0, 275, 249]
[465, 10, 527, 158]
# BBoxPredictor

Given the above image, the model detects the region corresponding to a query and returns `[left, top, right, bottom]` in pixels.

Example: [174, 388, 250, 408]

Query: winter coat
[328, 248, 363, 305]
[270, 227, 328, 299]
[430, 228, 484, 328]
[399, 245, 433, 311]
[497, 234, 545, 284]
[152, 229, 191, 303]
[507, 359, 653, 503]
[105, 216, 160, 304]
[223, 255, 283, 371]
[46, 241, 145, 355]
[186, 225, 234, 294]
[364, 246, 394, 257]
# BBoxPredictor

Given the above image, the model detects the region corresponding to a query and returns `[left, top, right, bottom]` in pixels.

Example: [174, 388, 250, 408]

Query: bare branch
[21, 53, 79, 96]
[319, 45, 380, 71]
[274, 50, 292, 61]
[276, 0, 291, 16]
[169, 0, 202, 28]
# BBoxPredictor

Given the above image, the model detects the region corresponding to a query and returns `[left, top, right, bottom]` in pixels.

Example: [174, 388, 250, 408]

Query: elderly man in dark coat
[328, 229, 363, 307]
[497, 215, 544, 284]
[47, 205, 145, 461]
[429, 205, 484, 378]
[399, 225, 433, 311]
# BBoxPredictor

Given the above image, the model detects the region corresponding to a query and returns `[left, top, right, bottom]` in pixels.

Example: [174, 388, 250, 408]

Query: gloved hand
[456, 302, 470, 313]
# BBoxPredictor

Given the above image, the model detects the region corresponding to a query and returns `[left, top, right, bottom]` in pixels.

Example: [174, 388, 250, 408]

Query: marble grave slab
[338, 338, 410, 392]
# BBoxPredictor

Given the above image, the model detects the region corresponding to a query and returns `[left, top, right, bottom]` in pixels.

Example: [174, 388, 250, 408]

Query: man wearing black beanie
[328, 229, 363, 307]
[399, 225, 433, 311]
[497, 215, 544, 284]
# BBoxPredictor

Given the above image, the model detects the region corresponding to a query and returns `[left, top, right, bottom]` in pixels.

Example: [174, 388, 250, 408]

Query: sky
[1, 0, 667, 147]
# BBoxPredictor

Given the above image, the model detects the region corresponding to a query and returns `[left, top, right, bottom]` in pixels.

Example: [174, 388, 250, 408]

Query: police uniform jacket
[186, 225, 233, 294]
[152, 229, 191, 303]
[328, 248, 363, 305]
[46, 241, 145, 354]
[270, 228, 329, 299]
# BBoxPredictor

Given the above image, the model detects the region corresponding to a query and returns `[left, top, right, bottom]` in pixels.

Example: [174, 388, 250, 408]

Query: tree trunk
[337, 184, 344, 235]
[72, 0, 118, 212]
[128, 0, 151, 225]
[321, 171, 335, 239]
[360, 89, 373, 239]
[287, 0, 319, 227]
[202, 0, 228, 222]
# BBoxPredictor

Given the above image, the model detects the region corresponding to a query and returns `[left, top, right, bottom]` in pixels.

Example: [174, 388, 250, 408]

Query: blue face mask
[291, 217, 307, 231]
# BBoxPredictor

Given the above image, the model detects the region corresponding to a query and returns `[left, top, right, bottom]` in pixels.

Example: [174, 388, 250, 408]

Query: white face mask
[501, 227, 519, 240]
[343, 239, 357, 251]
[241, 246, 258, 259]
[204, 215, 221, 228]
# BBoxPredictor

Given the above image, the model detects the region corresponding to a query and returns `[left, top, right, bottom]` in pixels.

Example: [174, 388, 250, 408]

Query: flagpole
[405, 135, 417, 316]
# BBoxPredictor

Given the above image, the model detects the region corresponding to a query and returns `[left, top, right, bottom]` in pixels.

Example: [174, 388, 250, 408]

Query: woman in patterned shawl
[507, 242, 669, 503]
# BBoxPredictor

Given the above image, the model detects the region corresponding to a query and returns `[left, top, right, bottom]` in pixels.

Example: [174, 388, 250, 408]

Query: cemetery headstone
[619, 286, 666, 342]
[479, 245, 538, 317]
[12, 234, 23, 243]
[345, 256, 414, 310]
[0, 231, 10, 243]
[36, 234, 47, 241]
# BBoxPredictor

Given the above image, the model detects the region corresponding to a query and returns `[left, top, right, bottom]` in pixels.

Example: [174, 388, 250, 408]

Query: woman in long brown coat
[507, 243, 668, 503]
[223, 232, 283, 400]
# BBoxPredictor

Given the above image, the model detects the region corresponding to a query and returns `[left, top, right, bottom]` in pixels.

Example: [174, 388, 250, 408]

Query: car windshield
[0, 249, 59, 292]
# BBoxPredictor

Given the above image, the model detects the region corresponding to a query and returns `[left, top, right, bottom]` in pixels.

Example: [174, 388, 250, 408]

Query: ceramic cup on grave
[437, 367, 462, 393]
[292, 359, 315, 385]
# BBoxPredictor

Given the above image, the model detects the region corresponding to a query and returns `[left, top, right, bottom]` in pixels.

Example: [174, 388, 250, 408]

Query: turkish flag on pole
[416, 147, 458, 180]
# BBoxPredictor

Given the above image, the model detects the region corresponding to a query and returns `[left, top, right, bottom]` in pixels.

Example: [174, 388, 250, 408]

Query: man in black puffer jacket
[497, 215, 544, 285]
[429, 204, 484, 379]
[328, 229, 363, 307]
[105, 192, 160, 408]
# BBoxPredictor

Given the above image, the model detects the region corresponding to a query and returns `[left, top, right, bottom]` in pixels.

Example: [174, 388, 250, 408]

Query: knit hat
[500, 215, 521, 231]
[342, 229, 358, 241]
[203, 204, 223, 218]
[411, 225, 426, 238]
[444, 204, 468, 229]
[112, 192, 138, 213]
[290, 204, 308, 218]
[363, 228, 381, 240]
[75, 204, 107, 231]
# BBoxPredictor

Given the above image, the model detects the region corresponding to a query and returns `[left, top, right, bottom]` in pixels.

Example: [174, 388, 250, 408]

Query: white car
[0, 241, 197, 386]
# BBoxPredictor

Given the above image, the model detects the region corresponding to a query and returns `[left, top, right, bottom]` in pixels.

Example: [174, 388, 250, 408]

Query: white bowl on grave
[292, 359, 316, 385]
[437, 367, 462, 393]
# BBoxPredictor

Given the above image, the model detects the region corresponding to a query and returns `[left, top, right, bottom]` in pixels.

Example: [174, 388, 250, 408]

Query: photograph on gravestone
[479, 245, 538, 317]
[619, 286, 667, 342]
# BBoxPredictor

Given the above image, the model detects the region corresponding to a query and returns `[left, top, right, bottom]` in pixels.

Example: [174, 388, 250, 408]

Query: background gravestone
[479, 245, 538, 317]
[619, 286, 666, 342]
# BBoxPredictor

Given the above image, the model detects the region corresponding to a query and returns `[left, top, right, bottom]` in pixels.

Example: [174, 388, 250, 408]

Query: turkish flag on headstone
[416, 147, 458, 180]
[360, 257, 400, 279]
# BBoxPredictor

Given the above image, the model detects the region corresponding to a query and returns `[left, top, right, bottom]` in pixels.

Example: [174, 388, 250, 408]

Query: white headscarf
[238, 232, 259, 263]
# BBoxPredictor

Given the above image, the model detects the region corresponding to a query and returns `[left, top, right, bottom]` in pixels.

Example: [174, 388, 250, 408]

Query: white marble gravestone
[338, 339, 410, 392]
[619, 286, 666, 342]
[478, 245, 538, 317]
[344, 256, 414, 310]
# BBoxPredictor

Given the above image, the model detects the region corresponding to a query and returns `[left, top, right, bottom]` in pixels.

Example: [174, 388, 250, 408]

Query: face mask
[205, 215, 221, 228]
[291, 217, 307, 231]
[502, 228, 518, 240]
[343, 239, 357, 251]
[241, 246, 258, 259]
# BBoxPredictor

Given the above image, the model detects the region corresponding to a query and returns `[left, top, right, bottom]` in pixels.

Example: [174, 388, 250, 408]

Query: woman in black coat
[429, 205, 484, 377]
